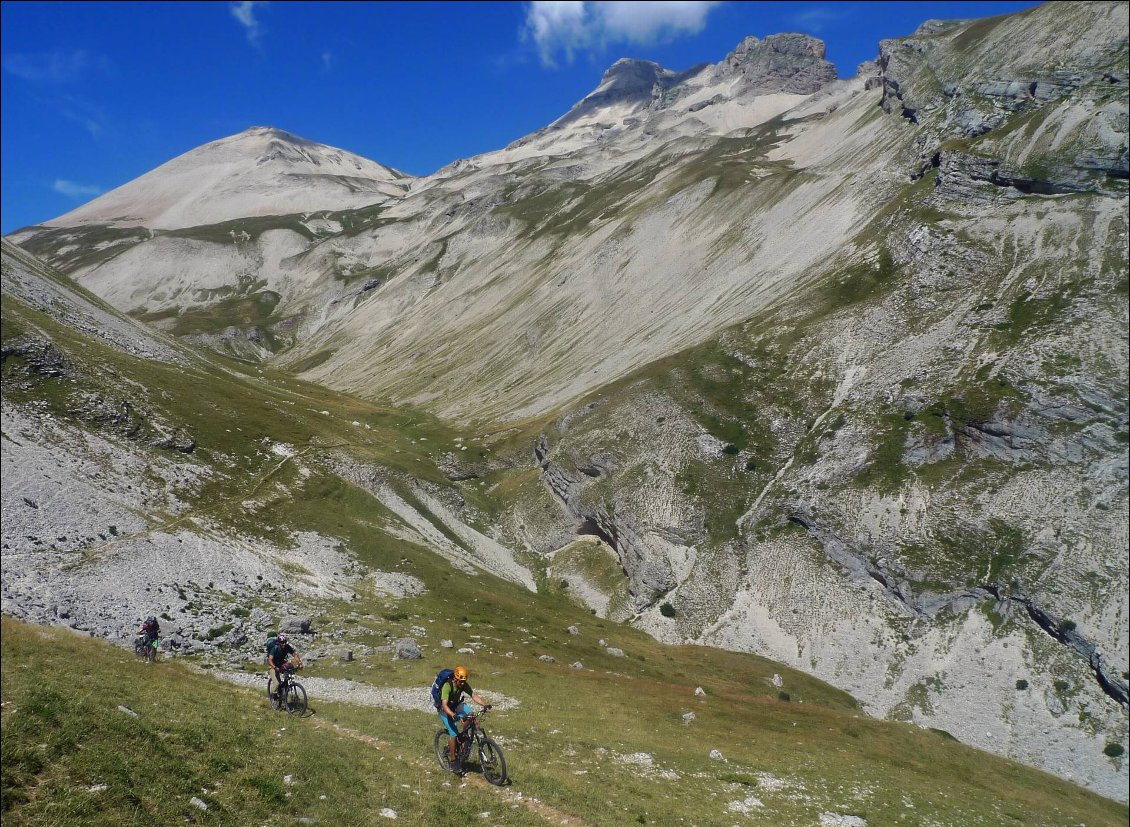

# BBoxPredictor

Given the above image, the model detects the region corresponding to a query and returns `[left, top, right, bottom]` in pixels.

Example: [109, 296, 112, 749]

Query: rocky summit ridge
[3, 1, 1129, 804]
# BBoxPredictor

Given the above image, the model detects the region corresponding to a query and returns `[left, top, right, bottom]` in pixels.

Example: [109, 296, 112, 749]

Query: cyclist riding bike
[266, 632, 303, 699]
[138, 615, 160, 659]
[438, 665, 490, 773]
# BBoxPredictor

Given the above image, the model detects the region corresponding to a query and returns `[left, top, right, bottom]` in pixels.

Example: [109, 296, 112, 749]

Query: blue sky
[1, 1, 1039, 234]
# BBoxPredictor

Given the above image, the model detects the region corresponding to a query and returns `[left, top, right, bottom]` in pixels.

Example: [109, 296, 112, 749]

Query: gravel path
[206, 669, 520, 712]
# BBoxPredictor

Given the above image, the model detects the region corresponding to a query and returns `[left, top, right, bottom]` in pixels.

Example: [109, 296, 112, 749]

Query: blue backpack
[430, 668, 455, 709]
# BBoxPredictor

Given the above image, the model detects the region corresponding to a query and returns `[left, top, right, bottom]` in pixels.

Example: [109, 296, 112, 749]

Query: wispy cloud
[53, 179, 102, 199]
[2, 50, 112, 84]
[788, 6, 849, 34]
[231, 1, 268, 46]
[524, 1, 721, 67]
[56, 94, 108, 137]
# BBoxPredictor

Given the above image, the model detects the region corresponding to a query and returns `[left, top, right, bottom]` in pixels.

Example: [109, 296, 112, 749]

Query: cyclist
[137, 615, 160, 660]
[438, 665, 490, 773]
[267, 632, 303, 699]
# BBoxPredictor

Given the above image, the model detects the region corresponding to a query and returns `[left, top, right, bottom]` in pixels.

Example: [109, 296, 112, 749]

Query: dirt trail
[206, 668, 588, 825]
[309, 717, 593, 827]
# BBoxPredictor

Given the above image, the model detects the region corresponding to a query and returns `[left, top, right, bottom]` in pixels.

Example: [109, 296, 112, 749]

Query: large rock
[393, 638, 421, 660]
[279, 616, 312, 635]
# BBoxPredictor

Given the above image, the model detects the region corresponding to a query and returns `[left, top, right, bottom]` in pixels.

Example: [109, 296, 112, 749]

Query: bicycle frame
[456, 711, 487, 757]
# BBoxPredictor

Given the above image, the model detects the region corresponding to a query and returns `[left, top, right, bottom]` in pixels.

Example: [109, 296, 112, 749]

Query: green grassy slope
[4, 616, 1126, 827]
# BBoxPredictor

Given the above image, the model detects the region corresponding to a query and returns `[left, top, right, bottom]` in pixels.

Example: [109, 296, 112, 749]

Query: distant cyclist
[438, 665, 490, 772]
[138, 615, 160, 659]
[267, 633, 303, 699]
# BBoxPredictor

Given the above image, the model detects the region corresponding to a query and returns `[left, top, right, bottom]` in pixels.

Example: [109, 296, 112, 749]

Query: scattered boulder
[538, 655, 556, 663]
[567, 625, 580, 635]
[694, 687, 706, 697]
[682, 712, 695, 723]
[606, 647, 625, 657]
[709, 749, 724, 760]
[393, 639, 421, 660]
[772, 674, 783, 688]
[440, 639, 453, 648]
[250, 608, 272, 627]
[280, 616, 312, 635]
[457, 647, 475, 655]
[570, 661, 584, 669]
[189, 797, 208, 811]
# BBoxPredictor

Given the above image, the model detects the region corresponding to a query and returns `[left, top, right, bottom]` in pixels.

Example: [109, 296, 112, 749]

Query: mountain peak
[716, 32, 838, 94]
[43, 128, 411, 231]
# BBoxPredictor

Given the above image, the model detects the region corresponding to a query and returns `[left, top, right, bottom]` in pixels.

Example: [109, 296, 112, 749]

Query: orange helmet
[454, 665, 469, 682]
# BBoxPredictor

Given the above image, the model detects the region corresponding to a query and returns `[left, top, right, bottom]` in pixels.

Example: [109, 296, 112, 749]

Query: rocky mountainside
[4, 0, 1128, 803]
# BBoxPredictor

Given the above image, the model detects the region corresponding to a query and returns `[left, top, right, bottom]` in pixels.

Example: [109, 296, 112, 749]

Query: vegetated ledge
[786, 512, 1130, 709]
[932, 149, 1127, 198]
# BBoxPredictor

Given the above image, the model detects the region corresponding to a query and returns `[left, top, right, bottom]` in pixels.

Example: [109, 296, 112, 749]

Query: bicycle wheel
[146, 640, 158, 663]
[134, 637, 148, 659]
[434, 730, 455, 771]
[284, 681, 307, 716]
[267, 678, 283, 711]
[478, 736, 507, 785]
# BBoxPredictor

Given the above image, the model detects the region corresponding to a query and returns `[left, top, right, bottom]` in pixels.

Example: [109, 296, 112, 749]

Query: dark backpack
[143, 619, 159, 636]
[265, 635, 278, 656]
[430, 668, 455, 710]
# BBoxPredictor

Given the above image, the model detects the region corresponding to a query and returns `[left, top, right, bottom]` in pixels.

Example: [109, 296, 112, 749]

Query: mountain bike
[134, 635, 158, 663]
[434, 706, 507, 785]
[267, 665, 307, 716]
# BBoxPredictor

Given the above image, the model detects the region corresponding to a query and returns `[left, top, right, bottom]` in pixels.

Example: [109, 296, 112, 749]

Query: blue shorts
[439, 702, 472, 737]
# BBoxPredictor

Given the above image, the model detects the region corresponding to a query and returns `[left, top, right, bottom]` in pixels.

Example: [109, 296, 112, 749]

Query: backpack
[430, 668, 455, 710]
[265, 635, 278, 656]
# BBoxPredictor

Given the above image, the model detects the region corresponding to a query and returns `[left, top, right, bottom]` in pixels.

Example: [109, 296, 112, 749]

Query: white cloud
[231, 1, 267, 45]
[525, 1, 720, 66]
[788, 7, 848, 34]
[2, 50, 111, 84]
[53, 179, 102, 199]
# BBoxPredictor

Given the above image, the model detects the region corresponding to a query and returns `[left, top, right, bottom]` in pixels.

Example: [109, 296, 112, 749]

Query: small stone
[694, 687, 706, 697]
[567, 625, 579, 635]
[682, 712, 696, 723]
[772, 674, 783, 687]
[441, 639, 453, 648]
[379, 808, 398, 819]
[709, 749, 724, 760]
[189, 796, 208, 810]
[117, 705, 139, 718]
[606, 647, 625, 657]
[457, 647, 475, 655]
[538, 654, 556, 663]
[570, 661, 584, 669]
